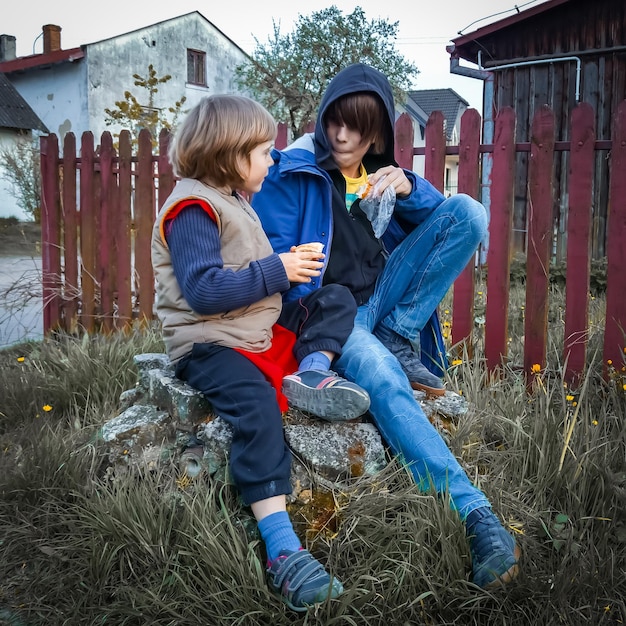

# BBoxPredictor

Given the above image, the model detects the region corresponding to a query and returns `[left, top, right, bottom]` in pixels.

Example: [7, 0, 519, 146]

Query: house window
[187, 49, 206, 86]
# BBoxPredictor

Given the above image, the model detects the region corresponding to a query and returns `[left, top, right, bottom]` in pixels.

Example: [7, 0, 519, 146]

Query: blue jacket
[252, 63, 448, 374]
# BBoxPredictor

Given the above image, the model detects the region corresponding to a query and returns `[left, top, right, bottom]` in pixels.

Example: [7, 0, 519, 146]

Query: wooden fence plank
[603, 99, 626, 372]
[117, 131, 133, 328]
[135, 129, 156, 323]
[40, 134, 61, 334]
[485, 108, 517, 371]
[394, 112, 414, 170]
[564, 103, 595, 382]
[276, 122, 288, 151]
[524, 105, 555, 376]
[99, 131, 115, 332]
[424, 111, 446, 192]
[62, 133, 78, 332]
[452, 109, 481, 351]
[158, 128, 174, 211]
[80, 132, 96, 332]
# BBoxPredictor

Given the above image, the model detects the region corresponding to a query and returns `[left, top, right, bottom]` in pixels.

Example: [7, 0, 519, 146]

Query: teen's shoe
[267, 549, 344, 612]
[465, 507, 521, 588]
[373, 324, 445, 397]
[282, 370, 370, 421]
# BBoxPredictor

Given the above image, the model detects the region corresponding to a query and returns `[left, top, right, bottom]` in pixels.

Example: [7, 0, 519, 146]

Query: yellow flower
[572, 401, 577, 407]
[451, 358, 463, 366]
[477, 291, 483, 295]
[566, 395, 574, 402]
[623, 384, 626, 392]
[607, 359, 613, 366]
[531, 363, 541, 374]
[592, 420, 598, 426]
[42, 404, 52, 412]
[17, 356, 25, 362]
[444, 309, 450, 315]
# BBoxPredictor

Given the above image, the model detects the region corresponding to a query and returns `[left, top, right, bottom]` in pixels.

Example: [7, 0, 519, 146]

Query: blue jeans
[334, 194, 490, 518]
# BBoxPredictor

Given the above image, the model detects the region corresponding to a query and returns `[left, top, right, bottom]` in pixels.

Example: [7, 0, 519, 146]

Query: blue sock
[257, 510, 302, 563]
[299, 351, 331, 372]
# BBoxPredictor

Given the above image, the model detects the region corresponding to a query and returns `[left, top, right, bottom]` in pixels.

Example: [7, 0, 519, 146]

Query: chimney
[42, 24, 62, 54]
[0, 34, 17, 62]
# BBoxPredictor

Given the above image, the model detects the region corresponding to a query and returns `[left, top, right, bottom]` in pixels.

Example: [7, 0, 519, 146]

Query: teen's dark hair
[324, 92, 387, 153]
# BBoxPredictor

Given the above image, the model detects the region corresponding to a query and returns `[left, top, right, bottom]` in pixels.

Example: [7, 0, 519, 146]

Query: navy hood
[314, 63, 397, 172]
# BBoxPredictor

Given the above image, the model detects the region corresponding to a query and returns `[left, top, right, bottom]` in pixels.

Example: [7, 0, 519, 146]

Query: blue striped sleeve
[166, 205, 289, 315]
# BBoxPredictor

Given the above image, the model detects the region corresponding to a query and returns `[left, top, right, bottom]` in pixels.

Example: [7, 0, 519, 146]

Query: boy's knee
[448, 193, 488, 240]
[320, 283, 358, 315]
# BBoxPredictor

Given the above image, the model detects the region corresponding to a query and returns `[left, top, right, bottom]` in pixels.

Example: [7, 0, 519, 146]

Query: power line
[457, 0, 544, 35]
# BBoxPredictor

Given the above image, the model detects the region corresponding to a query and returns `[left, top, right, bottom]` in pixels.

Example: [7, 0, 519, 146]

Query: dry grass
[0, 288, 625, 625]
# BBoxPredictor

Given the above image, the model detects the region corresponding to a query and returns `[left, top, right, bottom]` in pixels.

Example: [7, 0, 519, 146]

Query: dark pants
[175, 284, 356, 505]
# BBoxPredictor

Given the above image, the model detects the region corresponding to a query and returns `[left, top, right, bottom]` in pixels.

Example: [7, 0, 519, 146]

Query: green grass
[0, 292, 625, 625]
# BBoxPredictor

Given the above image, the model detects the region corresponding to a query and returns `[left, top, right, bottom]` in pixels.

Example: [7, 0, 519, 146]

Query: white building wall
[8, 62, 88, 142]
[86, 13, 250, 139]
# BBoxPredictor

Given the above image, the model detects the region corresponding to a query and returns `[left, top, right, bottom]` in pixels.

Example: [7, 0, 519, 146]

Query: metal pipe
[478, 50, 582, 101]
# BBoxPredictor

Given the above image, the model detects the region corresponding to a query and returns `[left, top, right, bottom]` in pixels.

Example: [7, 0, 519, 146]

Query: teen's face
[325, 119, 373, 178]
[239, 140, 274, 193]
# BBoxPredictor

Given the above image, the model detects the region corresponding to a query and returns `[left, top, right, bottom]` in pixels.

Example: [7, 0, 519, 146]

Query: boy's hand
[368, 166, 412, 198]
[279, 248, 324, 283]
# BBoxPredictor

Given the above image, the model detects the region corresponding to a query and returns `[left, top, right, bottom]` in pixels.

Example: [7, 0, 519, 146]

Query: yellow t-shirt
[344, 166, 368, 211]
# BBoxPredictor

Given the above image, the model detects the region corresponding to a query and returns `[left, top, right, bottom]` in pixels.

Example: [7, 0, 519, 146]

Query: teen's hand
[279, 249, 324, 283]
[368, 166, 412, 198]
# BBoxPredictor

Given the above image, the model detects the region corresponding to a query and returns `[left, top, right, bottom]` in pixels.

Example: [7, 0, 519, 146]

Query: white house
[0, 72, 47, 220]
[0, 12, 250, 144]
[399, 88, 470, 194]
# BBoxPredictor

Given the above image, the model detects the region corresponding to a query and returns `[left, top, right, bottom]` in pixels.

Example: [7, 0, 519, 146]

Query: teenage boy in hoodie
[252, 63, 520, 589]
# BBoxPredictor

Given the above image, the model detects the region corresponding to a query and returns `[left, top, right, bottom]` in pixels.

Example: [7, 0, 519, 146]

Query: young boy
[252, 64, 520, 589]
[151, 94, 369, 611]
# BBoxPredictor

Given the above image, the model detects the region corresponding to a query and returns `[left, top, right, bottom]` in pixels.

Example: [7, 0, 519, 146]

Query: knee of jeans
[451, 194, 488, 241]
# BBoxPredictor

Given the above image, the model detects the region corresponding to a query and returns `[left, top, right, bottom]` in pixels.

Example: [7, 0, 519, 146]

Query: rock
[102, 353, 470, 503]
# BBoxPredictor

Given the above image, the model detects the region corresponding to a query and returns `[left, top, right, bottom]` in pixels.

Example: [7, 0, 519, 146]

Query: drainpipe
[447, 46, 583, 261]
[447, 46, 492, 261]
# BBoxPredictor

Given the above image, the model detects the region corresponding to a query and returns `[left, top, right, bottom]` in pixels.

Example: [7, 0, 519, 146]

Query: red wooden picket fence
[39, 101, 626, 382]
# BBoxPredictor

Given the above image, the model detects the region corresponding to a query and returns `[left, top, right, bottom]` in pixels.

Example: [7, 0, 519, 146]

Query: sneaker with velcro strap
[282, 369, 370, 421]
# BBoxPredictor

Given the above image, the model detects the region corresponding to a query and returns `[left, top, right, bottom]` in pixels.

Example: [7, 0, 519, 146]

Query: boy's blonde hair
[169, 94, 277, 188]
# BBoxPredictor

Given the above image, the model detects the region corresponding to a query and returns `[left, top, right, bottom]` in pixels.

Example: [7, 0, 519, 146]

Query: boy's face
[239, 141, 274, 193]
[325, 119, 373, 178]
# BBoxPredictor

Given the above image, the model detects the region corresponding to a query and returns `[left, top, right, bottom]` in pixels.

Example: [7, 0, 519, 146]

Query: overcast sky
[3, 0, 549, 111]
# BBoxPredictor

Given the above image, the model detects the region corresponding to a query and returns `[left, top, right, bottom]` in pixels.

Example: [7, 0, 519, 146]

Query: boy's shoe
[373, 324, 445, 397]
[282, 370, 370, 421]
[465, 507, 521, 588]
[267, 549, 344, 612]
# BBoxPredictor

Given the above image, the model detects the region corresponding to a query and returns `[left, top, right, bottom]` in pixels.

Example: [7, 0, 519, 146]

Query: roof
[0, 73, 47, 132]
[0, 47, 84, 74]
[406, 89, 470, 140]
[451, 0, 570, 64]
[0, 10, 248, 75]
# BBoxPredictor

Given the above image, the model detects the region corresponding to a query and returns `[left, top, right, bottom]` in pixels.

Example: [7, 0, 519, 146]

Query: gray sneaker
[374, 323, 445, 397]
